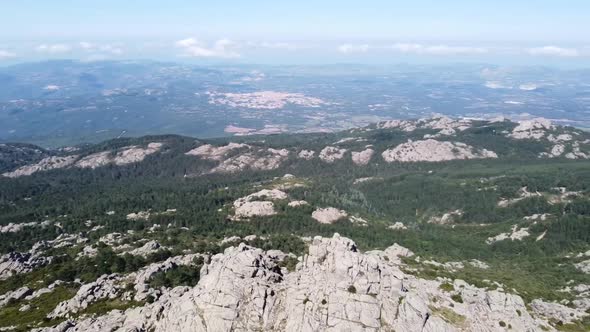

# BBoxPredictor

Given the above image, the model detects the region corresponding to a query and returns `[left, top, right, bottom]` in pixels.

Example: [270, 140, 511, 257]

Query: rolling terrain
[0, 116, 589, 331]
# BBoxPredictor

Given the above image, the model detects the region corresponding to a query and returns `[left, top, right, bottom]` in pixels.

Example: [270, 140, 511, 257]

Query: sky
[1, 0, 589, 66]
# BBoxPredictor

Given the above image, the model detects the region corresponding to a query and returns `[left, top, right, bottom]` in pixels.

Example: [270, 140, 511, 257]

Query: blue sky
[1, 0, 589, 65]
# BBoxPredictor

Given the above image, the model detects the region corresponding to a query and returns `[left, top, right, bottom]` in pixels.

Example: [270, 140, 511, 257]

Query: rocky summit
[32, 234, 556, 332]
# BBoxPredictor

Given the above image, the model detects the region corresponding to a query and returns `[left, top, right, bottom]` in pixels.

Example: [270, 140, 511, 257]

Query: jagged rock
[382, 139, 497, 163]
[319, 146, 347, 163]
[531, 299, 588, 324]
[48, 274, 123, 318]
[36, 234, 554, 332]
[0, 287, 32, 308]
[24, 280, 64, 301]
[311, 207, 348, 224]
[131, 253, 203, 302]
[351, 148, 374, 166]
[0, 251, 52, 280]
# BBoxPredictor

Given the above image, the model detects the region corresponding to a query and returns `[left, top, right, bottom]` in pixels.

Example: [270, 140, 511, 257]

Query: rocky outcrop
[575, 260, 590, 274]
[232, 189, 288, 219]
[186, 143, 290, 173]
[0, 221, 39, 233]
[75, 143, 162, 169]
[297, 149, 315, 160]
[185, 143, 249, 161]
[38, 234, 554, 332]
[351, 148, 374, 166]
[0, 251, 52, 280]
[428, 209, 463, 224]
[486, 225, 530, 244]
[48, 274, 123, 318]
[131, 253, 203, 302]
[377, 116, 472, 135]
[2, 155, 78, 178]
[319, 146, 347, 163]
[508, 118, 554, 140]
[388, 222, 408, 230]
[0, 287, 32, 308]
[311, 207, 348, 224]
[531, 299, 588, 324]
[126, 241, 167, 257]
[382, 139, 497, 163]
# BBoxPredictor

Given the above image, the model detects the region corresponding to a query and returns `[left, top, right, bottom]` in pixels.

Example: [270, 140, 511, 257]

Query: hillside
[0, 116, 589, 331]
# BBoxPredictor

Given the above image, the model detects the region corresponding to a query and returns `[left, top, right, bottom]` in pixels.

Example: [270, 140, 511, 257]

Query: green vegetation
[0, 126, 589, 330]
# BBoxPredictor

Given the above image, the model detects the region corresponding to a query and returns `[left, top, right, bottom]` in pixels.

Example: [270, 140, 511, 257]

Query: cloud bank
[175, 38, 240, 58]
[527, 46, 580, 57]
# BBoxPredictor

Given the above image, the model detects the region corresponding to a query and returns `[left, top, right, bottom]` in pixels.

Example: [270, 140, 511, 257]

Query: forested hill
[0, 116, 589, 331]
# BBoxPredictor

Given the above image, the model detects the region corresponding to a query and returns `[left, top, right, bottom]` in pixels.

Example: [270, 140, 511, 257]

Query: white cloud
[78, 42, 123, 55]
[258, 42, 299, 50]
[390, 43, 488, 55]
[0, 50, 16, 59]
[175, 38, 240, 58]
[337, 44, 369, 54]
[527, 46, 580, 57]
[36, 44, 72, 54]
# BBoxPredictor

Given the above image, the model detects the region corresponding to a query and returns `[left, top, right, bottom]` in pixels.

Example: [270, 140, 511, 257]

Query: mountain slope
[0, 117, 589, 331]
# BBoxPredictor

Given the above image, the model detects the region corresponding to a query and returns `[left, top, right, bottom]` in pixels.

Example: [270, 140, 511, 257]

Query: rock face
[3, 143, 165, 177]
[2, 155, 78, 178]
[187, 143, 290, 173]
[382, 139, 497, 163]
[311, 207, 348, 224]
[531, 299, 588, 324]
[508, 118, 554, 140]
[39, 234, 553, 332]
[131, 253, 203, 302]
[351, 148, 374, 166]
[75, 143, 163, 169]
